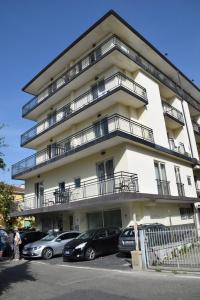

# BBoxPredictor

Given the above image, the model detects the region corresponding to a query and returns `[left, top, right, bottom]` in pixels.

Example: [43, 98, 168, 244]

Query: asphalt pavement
[1, 257, 200, 300]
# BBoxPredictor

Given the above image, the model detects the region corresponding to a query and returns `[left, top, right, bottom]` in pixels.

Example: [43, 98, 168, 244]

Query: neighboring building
[11, 10, 200, 233]
[12, 185, 34, 228]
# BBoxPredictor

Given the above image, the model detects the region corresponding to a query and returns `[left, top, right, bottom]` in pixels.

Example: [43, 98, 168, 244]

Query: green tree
[0, 182, 16, 228]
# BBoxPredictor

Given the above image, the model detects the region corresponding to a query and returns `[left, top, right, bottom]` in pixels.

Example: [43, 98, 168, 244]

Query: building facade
[11, 11, 200, 233]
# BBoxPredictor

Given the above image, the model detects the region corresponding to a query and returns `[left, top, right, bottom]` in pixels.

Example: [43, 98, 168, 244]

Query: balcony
[12, 114, 154, 179]
[21, 72, 148, 147]
[168, 138, 190, 157]
[22, 35, 124, 118]
[156, 179, 171, 196]
[163, 102, 184, 129]
[192, 122, 200, 143]
[177, 182, 185, 197]
[13, 171, 139, 212]
[23, 32, 199, 120]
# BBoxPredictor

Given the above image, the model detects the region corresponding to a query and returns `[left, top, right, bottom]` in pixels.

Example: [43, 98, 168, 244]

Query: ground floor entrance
[87, 209, 122, 229]
[35, 201, 196, 233]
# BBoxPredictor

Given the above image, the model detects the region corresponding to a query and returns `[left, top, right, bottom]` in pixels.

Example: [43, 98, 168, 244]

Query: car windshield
[76, 230, 95, 240]
[121, 228, 135, 237]
[41, 234, 57, 241]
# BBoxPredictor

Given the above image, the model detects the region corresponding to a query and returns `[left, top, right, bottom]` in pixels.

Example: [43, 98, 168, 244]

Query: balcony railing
[156, 179, 171, 196]
[168, 138, 190, 157]
[177, 182, 185, 197]
[21, 72, 148, 145]
[13, 171, 139, 211]
[12, 114, 154, 177]
[162, 102, 184, 124]
[22, 34, 200, 117]
[192, 121, 200, 135]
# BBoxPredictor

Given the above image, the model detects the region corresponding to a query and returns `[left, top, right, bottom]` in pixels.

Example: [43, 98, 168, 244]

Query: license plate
[23, 251, 28, 254]
[124, 241, 134, 245]
[65, 251, 70, 254]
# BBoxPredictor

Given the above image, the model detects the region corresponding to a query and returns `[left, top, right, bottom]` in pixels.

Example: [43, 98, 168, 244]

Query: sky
[0, 0, 200, 185]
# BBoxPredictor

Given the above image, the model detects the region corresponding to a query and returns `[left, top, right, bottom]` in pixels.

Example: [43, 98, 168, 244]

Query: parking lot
[24, 252, 132, 271]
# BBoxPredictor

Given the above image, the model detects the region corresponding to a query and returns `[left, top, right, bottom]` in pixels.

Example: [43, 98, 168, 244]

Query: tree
[0, 182, 16, 228]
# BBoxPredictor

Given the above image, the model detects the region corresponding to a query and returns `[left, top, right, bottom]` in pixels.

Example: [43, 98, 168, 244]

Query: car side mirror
[56, 238, 61, 242]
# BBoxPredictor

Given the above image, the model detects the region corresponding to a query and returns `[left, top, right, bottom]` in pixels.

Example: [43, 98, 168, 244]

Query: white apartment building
[11, 10, 200, 233]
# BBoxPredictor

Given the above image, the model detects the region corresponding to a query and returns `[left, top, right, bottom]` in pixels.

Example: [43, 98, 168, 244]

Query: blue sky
[0, 0, 200, 185]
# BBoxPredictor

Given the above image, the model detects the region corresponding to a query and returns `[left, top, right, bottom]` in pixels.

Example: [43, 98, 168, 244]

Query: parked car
[63, 227, 121, 261]
[22, 231, 80, 259]
[19, 231, 46, 255]
[0, 229, 8, 257]
[118, 223, 167, 253]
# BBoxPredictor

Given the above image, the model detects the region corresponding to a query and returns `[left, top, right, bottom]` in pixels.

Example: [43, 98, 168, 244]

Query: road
[1, 258, 200, 300]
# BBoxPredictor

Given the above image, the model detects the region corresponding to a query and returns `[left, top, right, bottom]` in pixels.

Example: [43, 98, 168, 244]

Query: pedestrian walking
[13, 227, 21, 260]
[7, 229, 14, 259]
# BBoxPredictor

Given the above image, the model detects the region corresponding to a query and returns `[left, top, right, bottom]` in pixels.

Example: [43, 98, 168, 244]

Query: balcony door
[47, 143, 58, 159]
[154, 162, 169, 195]
[94, 117, 108, 139]
[47, 111, 56, 127]
[96, 159, 114, 195]
[91, 79, 105, 100]
[35, 182, 44, 208]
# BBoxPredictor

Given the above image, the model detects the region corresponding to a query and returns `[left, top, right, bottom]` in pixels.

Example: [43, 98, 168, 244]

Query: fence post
[140, 230, 147, 269]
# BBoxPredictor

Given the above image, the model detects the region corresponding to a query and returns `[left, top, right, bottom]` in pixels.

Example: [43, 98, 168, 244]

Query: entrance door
[35, 182, 44, 208]
[96, 159, 114, 195]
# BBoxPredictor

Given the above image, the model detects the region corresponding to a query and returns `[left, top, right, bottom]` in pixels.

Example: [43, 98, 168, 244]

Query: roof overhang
[22, 10, 200, 105]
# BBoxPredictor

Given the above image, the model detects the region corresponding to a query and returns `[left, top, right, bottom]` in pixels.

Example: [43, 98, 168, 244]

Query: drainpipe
[177, 71, 194, 158]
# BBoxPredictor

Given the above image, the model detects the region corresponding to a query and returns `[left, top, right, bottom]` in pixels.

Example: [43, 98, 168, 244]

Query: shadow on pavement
[50, 289, 134, 300]
[0, 261, 36, 296]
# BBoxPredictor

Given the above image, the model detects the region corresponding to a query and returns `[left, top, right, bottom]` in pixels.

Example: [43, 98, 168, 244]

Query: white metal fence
[142, 225, 200, 270]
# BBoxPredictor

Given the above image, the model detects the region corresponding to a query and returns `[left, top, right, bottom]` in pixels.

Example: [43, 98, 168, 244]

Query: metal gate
[142, 225, 200, 270]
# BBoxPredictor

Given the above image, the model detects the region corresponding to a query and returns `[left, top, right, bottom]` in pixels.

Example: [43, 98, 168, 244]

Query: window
[174, 166, 181, 183]
[95, 230, 107, 239]
[107, 228, 120, 237]
[154, 161, 170, 195]
[74, 177, 81, 188]
[59, 182, 65, 192]
[94, 117, 108, 138]
[59, 233, 71, 241]
[180, 208, 193, 220]
[187, 176, 192, 186]
[91, 79, 105, 100]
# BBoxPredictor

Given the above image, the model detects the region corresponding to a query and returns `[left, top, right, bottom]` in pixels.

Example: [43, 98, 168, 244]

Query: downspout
[177, 71, 194, 158]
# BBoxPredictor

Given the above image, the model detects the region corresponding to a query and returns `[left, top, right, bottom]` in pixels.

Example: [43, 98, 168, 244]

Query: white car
[22, 231, 80, 259]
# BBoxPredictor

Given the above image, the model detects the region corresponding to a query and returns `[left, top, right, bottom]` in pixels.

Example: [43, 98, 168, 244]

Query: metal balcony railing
[168, 138, 190, 157]
[13, 171, 139, 211]
[21, 72, 148, 145]
[12, 114, 154, 177]
[156, 179, 171, 196]
[162, 102, 184, 124]
[192, 121, 200, 135]
[22, 34, 200, 117]
[177, 182, 185, 197]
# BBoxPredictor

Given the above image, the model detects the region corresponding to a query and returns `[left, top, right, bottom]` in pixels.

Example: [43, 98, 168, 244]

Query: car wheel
[42, 247, 53, 260]
[85, 247, 96, 261]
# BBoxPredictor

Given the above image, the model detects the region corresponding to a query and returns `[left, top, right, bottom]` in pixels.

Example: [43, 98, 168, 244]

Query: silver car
[22, 231, 80, 259]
